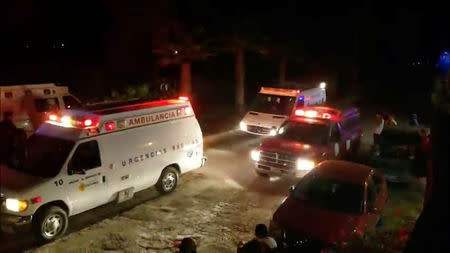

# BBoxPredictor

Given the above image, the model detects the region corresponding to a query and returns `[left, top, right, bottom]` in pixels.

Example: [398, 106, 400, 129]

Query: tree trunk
[279, 58, 287, 84]
[235, 47, 245, 109]
[179, 62, 192, 96]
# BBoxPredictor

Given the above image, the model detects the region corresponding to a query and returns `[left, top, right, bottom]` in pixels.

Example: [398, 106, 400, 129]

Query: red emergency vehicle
[251, 105, 362, 177]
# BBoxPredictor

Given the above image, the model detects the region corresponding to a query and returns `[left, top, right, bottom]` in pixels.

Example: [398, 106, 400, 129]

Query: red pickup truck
[251, 106, 362, 178]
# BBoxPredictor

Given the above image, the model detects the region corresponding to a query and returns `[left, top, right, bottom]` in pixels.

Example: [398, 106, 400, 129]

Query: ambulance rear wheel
[156, 167, 179, 194]
[33, 206, 68, 242]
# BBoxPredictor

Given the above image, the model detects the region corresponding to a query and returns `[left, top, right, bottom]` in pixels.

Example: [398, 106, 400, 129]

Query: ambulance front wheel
[33, 206, 68, 242]
[156, 166, 179, 194]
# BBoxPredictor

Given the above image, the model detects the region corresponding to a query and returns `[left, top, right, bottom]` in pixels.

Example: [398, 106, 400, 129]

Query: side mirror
[289, 185, 295, 194]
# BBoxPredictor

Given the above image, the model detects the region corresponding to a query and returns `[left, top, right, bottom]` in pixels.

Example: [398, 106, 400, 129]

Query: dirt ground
[36, 170, 284, 253]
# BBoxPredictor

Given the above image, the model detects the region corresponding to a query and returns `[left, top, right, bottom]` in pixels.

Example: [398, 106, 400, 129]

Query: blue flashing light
[298, 96, 304, 101]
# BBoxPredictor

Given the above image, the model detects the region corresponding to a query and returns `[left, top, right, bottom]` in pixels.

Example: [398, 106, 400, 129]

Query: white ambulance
[240, 83, 326, 135]
[0, 83, 81, 136]
[0, 97, 205, 241]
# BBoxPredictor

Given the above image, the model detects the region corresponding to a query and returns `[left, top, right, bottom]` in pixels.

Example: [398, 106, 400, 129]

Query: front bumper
[0, 213, 33, 233]
[242, 125, 273, 136]
[255, 163, 310, 178]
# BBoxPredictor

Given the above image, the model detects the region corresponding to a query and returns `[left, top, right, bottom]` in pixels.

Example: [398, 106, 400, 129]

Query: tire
[33, 206, 68, 242]
[254, 170, 269, 178]
[155, 166, 179, 194]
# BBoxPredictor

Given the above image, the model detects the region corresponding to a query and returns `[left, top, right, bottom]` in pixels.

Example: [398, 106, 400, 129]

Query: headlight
[5, 198, 28, 212]
[251, 150, 261, 161]
[296, 159, 315, 171]
[278, 127, 285, 134]
[269, 128, 277, 136]
[240, 122, 247, 131]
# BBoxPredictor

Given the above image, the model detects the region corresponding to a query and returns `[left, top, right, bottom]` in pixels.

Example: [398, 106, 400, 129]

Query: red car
[270, 161, 388, 251]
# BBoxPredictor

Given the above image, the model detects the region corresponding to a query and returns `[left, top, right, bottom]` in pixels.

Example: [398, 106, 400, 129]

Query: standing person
[373, 113, 385, 156]
[0, 111, 17, 165]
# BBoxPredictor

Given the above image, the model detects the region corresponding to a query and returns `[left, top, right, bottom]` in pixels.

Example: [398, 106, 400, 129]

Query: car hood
[242, 112, 288, 129]
[273, 196, 362, 243]
[0, 165, 46, 195]
[260, 137, 325, 158]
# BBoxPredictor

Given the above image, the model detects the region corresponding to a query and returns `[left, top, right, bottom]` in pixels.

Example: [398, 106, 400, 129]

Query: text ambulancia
[0, 97, 205, 241]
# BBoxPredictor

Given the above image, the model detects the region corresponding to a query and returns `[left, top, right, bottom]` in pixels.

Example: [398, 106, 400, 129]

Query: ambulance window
[69, 140, 101, 172]
[35, 98, 60, 112]
[63, 96, 82, 109]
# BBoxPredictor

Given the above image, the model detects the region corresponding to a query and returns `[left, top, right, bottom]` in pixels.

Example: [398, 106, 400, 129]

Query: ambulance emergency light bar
[46, 113, 100, 129]
[46, 102, 193, 132]
[295, 107, 337, 121]
[259, 87, 300, 96]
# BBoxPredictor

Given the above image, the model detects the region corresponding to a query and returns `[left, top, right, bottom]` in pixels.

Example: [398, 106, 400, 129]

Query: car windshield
[293, 173, 364, 214]
[279, 121, 329, 145]
[249, 94, 296, 116]
[18, 134, 74, 178]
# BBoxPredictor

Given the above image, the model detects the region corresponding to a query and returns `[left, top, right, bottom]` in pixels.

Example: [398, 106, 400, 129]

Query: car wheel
[254, 170, 269, 178]
[33, 206, 68, 242]
[156, 166, 179, 194]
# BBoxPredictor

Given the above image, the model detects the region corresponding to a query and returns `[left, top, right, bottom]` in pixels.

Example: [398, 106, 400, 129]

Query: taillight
[105, 122, 115, 131]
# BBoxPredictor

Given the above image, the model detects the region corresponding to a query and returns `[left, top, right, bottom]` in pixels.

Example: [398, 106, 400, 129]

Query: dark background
[1, 0, 448, 112]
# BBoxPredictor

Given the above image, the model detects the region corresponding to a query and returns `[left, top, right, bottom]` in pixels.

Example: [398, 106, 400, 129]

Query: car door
[329, 123, 344, 158]
[65, 140, 108, 215]
[365, 177, 382, 230]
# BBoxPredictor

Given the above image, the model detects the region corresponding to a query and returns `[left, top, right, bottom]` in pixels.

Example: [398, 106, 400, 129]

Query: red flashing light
[305, 110, 318, 118]
[83, 119, 93, 127]
[179, 96, 189, 101]
[48, 114, 58, 121]
[31, 197, 42, 204]
[322, 113, 332, 119]
[295, 109, 305, 116]
[105, 122, 116, 131]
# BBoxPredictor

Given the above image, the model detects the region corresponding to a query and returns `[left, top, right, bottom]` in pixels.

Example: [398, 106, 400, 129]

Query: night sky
[0, 0, 448, 99]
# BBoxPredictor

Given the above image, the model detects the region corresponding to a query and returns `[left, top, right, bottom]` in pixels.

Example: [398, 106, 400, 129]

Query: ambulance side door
[65, 140, 108, 214]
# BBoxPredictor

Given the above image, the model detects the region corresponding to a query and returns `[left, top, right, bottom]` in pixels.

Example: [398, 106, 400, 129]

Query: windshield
[34, 98, 60, 112]
[293, 174, 364, 214]
[19, 134, 74, 178]
[279, 121, 329, 144]
[250, 94, 296, 116]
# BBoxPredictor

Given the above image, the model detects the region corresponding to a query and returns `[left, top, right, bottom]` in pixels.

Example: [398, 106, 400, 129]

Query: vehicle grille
[247, 125, 270, 135]
[259, 151, 297, 170]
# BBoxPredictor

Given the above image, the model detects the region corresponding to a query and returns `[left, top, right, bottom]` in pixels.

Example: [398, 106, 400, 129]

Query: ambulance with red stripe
[240, 83, 326, 136]
[1, 97, 205, 241]
[250, 105, 362, 178]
